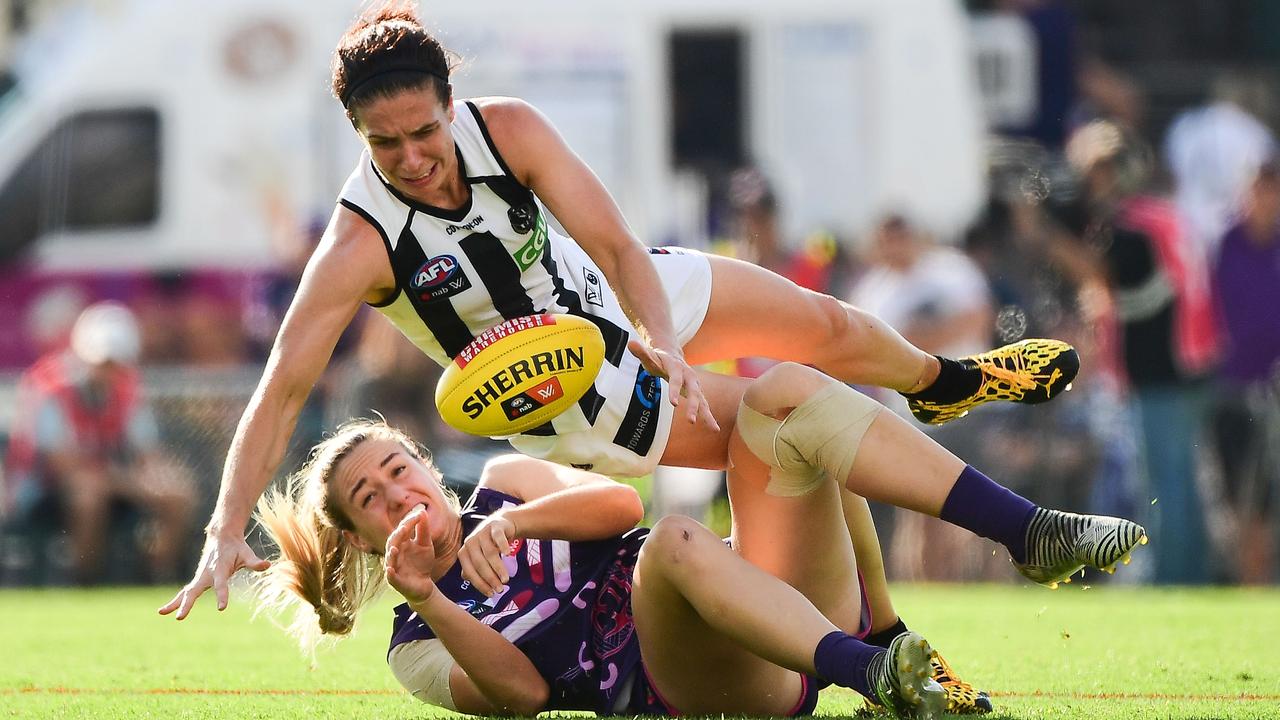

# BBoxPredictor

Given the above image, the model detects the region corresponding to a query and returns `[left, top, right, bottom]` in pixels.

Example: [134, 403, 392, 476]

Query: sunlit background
[1, 0, 1278, 589]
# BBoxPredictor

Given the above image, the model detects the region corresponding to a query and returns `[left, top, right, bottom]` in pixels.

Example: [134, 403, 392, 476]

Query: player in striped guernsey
[166, 3, 1090, 691]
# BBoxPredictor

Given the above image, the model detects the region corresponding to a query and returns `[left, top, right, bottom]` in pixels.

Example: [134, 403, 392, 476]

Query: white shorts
[508, 247, 712, 477]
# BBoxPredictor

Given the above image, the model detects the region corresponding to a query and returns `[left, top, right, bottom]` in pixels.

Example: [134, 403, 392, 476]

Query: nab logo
[413, 254, 472, 302]
[413, 255, 459, 289]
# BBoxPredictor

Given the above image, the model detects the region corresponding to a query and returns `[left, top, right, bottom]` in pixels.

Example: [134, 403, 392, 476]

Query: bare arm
[386, 509, 548, 715]
[460, 454, 644, 598]
[477, 97, 717, 430]
[417, 591, 549, 715]
[482, 454, 644, 540]
[160, 205, 396, 619]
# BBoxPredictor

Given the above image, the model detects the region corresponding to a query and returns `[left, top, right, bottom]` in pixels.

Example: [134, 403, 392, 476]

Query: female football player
[164, 1, 1082, 637]
[254, 362, 1143, 719]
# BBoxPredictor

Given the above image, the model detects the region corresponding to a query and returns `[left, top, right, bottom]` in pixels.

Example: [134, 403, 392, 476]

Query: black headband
[340, 64, 449, 108]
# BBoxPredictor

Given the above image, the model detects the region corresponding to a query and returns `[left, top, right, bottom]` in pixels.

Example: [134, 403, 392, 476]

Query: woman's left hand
[459, 512, 518, 597]
[627, 339, 719, 432]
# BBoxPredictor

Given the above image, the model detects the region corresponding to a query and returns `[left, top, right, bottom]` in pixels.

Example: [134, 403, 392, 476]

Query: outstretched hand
[627, 338, 719, 431]
[385, 505, 439, 605]
[158, 531, 270, 620]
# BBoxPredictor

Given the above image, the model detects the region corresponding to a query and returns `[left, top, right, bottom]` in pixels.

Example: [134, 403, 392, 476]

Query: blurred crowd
[3, 0, 1278, 587]
[696, 40, 1280, 586]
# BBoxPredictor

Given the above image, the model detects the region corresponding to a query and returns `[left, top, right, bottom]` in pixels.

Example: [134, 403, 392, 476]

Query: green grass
[2, 584, 1278, 719]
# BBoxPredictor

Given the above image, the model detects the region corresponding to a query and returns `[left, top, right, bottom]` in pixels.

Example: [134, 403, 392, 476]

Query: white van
[0, 0, 985, 368]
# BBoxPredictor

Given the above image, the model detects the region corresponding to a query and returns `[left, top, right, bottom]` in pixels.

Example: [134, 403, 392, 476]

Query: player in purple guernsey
[253, 419, 920, 716]
[386, 485, 650, 713]
[253, 360, 1147, 718]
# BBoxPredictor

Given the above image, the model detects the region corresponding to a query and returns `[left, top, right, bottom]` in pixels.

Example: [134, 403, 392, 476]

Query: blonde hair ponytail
[250, 417, 404, 653]
[253, 419, 435, 655]
[254, 484, 382, 653]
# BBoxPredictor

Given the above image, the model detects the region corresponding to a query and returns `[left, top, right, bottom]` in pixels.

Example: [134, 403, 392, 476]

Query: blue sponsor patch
[613, 366, 662, 455]
[633, 368, 660, 410]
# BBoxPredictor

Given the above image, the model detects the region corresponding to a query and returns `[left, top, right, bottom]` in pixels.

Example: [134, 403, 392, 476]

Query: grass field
[2, 583, 1278, 719]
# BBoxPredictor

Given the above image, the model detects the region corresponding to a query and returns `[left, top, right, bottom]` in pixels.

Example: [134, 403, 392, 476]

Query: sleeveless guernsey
[337, 100, 711, 477]
[389, 487, 648, 713]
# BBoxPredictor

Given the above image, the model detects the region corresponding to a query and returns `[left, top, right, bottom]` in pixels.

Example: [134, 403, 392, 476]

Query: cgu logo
[413, 255, 460, 288]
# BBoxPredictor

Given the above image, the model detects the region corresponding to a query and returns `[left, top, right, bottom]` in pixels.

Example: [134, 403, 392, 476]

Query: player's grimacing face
[331, 437, 454, 553]
[354, 88, 458, 204]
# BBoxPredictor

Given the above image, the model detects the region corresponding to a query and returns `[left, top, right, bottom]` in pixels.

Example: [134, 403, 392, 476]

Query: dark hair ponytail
[331, 1, 458, 118]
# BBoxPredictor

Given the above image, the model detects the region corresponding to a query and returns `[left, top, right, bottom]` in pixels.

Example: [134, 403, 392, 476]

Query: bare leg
[718, 361, 966, 516]
[741, 363, 1144, 592]
[683, 255, 939, 392]
[120, 456, 197, 581]
[846, 409, 965, 515]
[63, 468, 110, 584]
[724, 433, 864, 631]
[632, 516, 839, 716]
[661, 368, 965, 519]
[842, 491, 899, 632]
[661, 368, 901, 630]
[658, 370, 744, 470]
[635, 370, 868, 714]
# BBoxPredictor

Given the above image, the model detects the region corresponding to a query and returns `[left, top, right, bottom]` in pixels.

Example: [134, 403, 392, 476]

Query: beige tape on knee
[736, 381, 882, 497]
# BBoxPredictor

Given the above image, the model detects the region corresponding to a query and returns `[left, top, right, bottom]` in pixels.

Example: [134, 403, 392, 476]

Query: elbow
[524, 683, 551, 715]
[618, 485, 645, 528]
[500, 682, 549, 717]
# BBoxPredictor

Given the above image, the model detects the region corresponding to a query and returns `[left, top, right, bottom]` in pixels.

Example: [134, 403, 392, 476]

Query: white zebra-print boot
[1014, 509, 1148, 589]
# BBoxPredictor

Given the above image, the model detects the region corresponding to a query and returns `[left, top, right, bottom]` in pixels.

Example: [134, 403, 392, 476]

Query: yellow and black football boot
[907, 339, 1080, 425]
[928, 649, 992, 714]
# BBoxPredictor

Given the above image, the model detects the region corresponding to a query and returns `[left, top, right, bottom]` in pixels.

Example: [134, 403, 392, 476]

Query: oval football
[435, 314, 606, 436]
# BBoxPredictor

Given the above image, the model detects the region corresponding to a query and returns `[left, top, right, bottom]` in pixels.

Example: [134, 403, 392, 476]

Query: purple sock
[813, 630, 883, 698]
[939, 465, 1038, 563]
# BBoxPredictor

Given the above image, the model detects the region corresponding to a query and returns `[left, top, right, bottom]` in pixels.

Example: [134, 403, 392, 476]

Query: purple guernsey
[388, 487, 647, 713]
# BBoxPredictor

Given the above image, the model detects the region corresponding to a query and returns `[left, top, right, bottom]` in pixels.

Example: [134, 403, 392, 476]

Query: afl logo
[414, 255, 460, 289]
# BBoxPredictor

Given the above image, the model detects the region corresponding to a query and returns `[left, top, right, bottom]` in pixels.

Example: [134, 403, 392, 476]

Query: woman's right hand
[159, 530, 270, 619]
[385, 505, 438, 605]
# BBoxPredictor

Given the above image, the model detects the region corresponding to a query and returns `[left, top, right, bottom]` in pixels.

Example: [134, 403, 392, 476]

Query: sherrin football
[435, 314, 606, 436]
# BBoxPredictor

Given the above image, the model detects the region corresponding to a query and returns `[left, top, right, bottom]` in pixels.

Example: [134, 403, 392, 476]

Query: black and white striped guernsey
[337, 100, 679, 472]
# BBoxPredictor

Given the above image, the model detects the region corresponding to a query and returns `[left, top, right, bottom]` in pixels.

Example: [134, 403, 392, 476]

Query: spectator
[850, 214, 994, 362]
[3, 302, 197, 584]
[1055, 119, 1218, 584]
[1165, 72, 1276, 258]
[849, 214, 998, 581]
[722, 167, 851, 296]
[1210, 154, 1280, 584]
